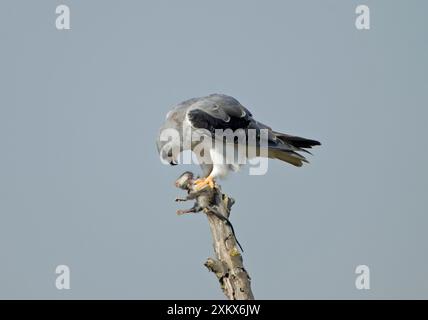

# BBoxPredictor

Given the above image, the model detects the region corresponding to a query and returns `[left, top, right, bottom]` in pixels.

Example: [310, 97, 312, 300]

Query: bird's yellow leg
[194, 175, 215, 190]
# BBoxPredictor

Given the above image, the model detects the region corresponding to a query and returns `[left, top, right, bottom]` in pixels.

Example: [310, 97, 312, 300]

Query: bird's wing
[186, 94, 292, 146]
[186, 94, 279, 144]
[185, 94, 320, 167]
[186, 94, 253, 132]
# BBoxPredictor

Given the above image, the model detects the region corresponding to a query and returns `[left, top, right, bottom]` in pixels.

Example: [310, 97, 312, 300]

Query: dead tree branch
[175, 172, 254, 300]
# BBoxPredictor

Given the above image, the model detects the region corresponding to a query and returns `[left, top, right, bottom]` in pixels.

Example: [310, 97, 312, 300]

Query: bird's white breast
[209, 143, 249, 179]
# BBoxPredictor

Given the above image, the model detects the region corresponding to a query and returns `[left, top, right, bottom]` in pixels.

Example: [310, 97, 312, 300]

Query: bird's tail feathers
[268, 147, 308, 167]
[272, 131, 321, 149]
[268, 132, 321, 167]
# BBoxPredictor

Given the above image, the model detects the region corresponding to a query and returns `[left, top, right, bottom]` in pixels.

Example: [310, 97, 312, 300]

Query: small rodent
[175, 171, 244, 252]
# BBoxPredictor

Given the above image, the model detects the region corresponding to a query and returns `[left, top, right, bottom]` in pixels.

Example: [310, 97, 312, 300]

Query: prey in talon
[174, 171, 215, 214]
[174, 171, 244, 252]
[193, 175, 215, 190]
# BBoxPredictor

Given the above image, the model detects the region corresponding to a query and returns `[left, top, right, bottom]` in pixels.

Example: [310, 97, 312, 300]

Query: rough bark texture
[175, 172, 254, 300]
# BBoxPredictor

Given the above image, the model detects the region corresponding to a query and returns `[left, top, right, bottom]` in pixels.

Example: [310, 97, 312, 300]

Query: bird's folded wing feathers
[186, 94, 277, 141]
[183, 94, 320, 167]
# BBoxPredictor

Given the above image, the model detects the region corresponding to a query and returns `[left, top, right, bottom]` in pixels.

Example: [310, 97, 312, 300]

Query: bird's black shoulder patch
[187, 109, 252, 135]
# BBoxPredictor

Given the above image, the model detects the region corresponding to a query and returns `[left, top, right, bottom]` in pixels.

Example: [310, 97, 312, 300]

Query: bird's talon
[194, 177, 215, 190]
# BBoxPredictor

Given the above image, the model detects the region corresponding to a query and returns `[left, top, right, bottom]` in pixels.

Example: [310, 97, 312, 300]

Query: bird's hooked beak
[170, 161, 178, 166]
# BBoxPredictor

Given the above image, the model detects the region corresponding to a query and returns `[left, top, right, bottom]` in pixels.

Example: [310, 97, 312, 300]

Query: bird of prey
[156, 94, 320, 189]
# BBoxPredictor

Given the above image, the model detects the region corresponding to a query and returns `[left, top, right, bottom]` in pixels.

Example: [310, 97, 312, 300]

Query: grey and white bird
[156, 94, 320, 189]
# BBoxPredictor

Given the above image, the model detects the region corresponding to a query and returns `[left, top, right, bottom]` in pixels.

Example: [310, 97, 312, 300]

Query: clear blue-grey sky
[1, 0, 427, 299]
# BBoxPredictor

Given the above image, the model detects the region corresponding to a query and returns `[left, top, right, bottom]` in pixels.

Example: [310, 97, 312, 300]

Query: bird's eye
[167, 150, 173, 157]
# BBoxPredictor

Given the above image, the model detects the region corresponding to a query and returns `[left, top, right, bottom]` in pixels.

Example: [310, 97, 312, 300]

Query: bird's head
[157, 143, 179, 166]
[156, 120, 182, 166]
